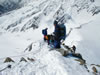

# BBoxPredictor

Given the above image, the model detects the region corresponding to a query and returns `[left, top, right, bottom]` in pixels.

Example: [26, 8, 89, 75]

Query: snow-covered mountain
[0, 0, 36, 15]
[0, 0, 100, 75]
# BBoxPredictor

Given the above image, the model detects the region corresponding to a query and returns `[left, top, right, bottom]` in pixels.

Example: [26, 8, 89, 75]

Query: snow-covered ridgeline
[0, 0, 100, 33]
[0, 0, 100, 75]
[0, 0, 41, 15]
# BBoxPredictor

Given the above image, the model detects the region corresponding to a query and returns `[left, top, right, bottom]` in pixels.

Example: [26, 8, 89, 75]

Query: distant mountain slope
[0, 0, 36, 15]
[0, 0, 100, 33]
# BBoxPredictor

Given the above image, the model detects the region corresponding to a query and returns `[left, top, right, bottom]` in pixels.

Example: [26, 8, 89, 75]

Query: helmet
[53, 20, 58, 25]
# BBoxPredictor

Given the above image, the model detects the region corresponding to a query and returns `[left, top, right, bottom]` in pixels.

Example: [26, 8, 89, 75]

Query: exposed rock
[75, 59, 86, 65]
[71, 45, 76, 53]
[24, 43, 33, 52]
[91, 64, 100, 67]
[92, 66, 98, 73]
[90, 0, 95, 2]
[91, 64, 95, 65]
[20, 57, 27, 62]
[27, 57, 35, 62]
[72, 53, 84, 60]
[0, 0, 22, 15]
[63, 51, 69, 56]
[62, 43, 76, 54]
[92, 66, 98, 75]
[7, 64, 12, 68]
[4, 57, 14, 63]
[96, 65, 100, 67]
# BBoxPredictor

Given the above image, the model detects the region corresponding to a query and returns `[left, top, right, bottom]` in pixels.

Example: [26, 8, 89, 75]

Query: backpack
[42, 28, 48, 35]
[59, 24, 66, 40]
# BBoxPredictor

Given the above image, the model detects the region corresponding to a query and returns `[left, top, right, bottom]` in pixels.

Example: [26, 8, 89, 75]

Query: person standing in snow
[53, 20, 66, 48]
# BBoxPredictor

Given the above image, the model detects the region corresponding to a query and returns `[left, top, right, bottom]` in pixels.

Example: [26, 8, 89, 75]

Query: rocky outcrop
[4, 57, 14, 63]
[20, 57, 27, 62]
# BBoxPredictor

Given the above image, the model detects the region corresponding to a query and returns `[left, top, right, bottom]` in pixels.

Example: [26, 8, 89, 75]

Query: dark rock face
[0, 5, 5, 14]
[90, 0, 95, 2]
[4, 57, 15, 63]
[0, 0, 22, 15]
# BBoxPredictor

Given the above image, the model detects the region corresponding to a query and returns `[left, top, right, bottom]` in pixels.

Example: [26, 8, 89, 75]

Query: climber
[53, 20, 66, 48]
[42, 28, 54, 45]
[42, 20, 66, 48]
[42, 28, 48, 41]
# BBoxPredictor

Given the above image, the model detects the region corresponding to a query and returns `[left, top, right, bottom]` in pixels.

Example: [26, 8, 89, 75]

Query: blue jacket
[42, 28, 48, 36]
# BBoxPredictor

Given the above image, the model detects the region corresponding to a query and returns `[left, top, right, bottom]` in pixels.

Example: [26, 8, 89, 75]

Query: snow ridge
[0, 0, 100, 75]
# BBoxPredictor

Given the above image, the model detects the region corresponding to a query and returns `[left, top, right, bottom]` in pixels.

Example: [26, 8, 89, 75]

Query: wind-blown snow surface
[76, 14, 100, 64]
[0, 0, 100, 75]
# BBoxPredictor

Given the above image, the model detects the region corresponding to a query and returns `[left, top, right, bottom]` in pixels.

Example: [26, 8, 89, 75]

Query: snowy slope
[0, 0, 100, 75]
[76, 14, 100, 64]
